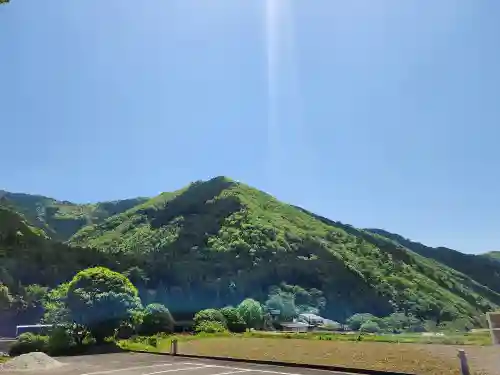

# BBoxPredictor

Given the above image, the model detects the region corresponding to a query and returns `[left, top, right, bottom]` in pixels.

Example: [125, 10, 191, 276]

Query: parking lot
[0, 353, 351, 375]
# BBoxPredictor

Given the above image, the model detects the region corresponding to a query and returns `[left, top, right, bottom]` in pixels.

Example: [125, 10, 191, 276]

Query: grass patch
[178, 337, 464, 375]
[119, 332, 495, 375]
[0, 357, 10, 364]
[241, 331, 492, 346]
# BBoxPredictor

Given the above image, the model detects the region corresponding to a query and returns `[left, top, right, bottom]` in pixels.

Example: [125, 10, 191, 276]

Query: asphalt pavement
[0, 352, 354, 375]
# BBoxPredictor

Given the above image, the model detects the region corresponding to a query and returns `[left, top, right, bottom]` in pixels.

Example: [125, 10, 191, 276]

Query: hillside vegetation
[0, 204, 122, 334]
[69, 177, 499, 325]
[0, 191, 147, 241]
[365, 229, 500, 295]
[1, 177, 499, 332]
[484, 251, 500, 262]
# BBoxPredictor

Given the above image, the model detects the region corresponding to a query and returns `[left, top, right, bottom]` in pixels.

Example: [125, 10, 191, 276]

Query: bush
[129, 335, 159, 348]
[140, 304, 175, 335]
[194, 309, 226, 327]
[360, 320, 380, 333]
[194, 321, 228, 334]
[46, 325, 96, 356]
[47, 327, 77, 356]
[347, 313, 378, 331]
[220, 307, 247, 333]
[9, 333, 49, 356]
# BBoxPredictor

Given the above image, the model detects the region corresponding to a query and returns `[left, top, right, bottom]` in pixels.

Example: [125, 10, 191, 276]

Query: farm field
[122, 335, 499, 375]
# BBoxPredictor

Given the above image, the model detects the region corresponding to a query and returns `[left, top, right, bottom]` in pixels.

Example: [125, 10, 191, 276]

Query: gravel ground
[0, 352, 63, 371]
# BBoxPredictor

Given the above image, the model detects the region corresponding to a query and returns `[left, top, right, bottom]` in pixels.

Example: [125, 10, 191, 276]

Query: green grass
[244, 330, 492, 345]
[119, 330, 492, 352]
[119, 333, 498, 375]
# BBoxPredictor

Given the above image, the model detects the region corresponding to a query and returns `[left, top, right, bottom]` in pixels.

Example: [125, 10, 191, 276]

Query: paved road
[0, 353, 353, 375]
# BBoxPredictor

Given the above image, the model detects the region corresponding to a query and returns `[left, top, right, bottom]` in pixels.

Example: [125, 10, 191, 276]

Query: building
[298, 313, 325, 326]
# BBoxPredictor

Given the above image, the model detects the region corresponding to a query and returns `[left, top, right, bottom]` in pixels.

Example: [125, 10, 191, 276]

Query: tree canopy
[65, 267, 142, 341]
[237, 299, 263, 329]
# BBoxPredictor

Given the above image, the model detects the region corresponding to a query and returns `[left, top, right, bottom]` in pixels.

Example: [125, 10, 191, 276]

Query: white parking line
[203, 370, 252, 375]
[80, 362, 199, 375]
[209, 365, 305, 375]
[141, 366, 212, 375]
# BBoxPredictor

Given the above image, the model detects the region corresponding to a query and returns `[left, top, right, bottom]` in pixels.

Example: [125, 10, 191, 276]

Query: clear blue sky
[1, 1, 499, 254]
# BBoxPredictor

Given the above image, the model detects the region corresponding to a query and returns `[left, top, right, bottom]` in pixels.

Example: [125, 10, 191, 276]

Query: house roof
[281, 322, 310, 328]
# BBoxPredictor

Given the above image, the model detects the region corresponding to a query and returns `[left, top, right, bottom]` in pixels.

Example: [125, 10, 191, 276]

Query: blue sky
[1, 1, 499, 254]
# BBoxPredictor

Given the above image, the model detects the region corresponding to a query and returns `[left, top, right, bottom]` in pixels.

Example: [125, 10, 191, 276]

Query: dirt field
[176, 337, 499, 375]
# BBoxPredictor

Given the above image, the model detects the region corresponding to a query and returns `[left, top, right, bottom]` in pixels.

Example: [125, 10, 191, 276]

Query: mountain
[0, 202, 127, 335]
[0, 203, 117, 287]
[68, 177, 499, 325]
[484, 251, 500, 262]
[0, 190, 148, 241]
[364, 229, 500, 295]
[2, 177, 499, 328]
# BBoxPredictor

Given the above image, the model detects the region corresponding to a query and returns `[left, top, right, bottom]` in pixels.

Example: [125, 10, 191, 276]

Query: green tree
[140, 303, 175, 335]
[0, 284, 13, 311]
[383, 312, 408, 332]
[194, 308, 226, 328]
[66, 267, 142, 343]
[220, 306, 246, 333]
[360, 320, 380, 333]
[124, 267, 149, 287]
[237, 298, 263, 329]
[265, 293, 297, 322]
[23, 284, 48, 309]
[346, 313, 378, 331]
[42, 283, 70, 324]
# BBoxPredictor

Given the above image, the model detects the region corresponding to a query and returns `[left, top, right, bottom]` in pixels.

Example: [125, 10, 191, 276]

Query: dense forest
[1, 177, 499, 336]
[485, 251, 500, 262]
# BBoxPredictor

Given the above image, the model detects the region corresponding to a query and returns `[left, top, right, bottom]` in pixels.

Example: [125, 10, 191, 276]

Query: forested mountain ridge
[0, 190, 148, 241]
[364, 229, 500, 295]
[484, 251, 500, 262]
[68, 177, 499, 325]
[1, 177, 499, 330]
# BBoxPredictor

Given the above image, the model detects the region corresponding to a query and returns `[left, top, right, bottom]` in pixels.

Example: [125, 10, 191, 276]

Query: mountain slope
[484, 251, 500, 262]
[69, 176, 500, 325]
[0, 203, 132, 335]
[365, 229, 500, 295]
[0, 190, 148, 241]
[0, 204, 118, 288]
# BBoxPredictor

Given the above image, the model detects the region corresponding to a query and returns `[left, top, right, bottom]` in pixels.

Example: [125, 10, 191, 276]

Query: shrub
[193, 309, 226, 327]
[220, 307, 247, 333]
[360, 320, 380, 333]
[347, 313, 378, 331]
[9, 333, 49, 356]
[194, 321, 228, 334]
[46, 325, 96, 356]
[47, 326, 77, 356]
[140, 304, 175, 335]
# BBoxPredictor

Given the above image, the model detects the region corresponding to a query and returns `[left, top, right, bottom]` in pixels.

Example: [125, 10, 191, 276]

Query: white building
[298, 313, 325, 325]
[280, 322, 310, 333]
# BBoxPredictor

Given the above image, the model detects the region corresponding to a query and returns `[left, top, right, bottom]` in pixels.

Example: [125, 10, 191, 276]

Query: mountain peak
[3, 177, 500, 326]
